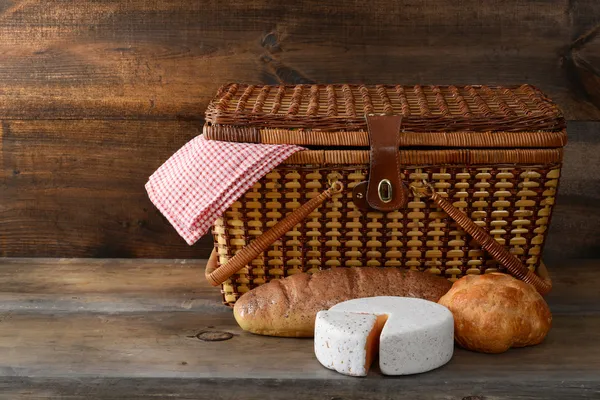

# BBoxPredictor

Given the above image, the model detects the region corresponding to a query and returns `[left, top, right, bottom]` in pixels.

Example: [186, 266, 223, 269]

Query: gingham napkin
[145, 135, 304, 245]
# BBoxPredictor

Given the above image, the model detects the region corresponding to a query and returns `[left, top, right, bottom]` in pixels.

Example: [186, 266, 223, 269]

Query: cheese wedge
[314, 296, 454, 376]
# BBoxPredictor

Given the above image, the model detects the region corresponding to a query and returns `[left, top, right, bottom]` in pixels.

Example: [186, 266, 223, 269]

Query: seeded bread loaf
[233, 267, 453, 337]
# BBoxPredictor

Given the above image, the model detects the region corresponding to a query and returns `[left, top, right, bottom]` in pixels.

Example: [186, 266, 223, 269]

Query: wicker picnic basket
[203, 84, 565, 306]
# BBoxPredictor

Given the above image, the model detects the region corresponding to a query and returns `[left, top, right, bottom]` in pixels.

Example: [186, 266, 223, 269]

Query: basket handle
[412, 181, 552, 295]
[206, 180, 552, 295]
[205, 181, 344, 286]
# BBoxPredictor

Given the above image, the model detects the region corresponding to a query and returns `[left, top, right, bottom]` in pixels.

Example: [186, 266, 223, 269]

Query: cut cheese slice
[314, 296, 454, 376]
[313, 311, 388, 376]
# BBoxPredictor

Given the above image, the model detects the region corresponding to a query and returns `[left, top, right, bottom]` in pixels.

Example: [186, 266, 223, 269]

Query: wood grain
[0, 0, 598, 120]
[0, 314, 597, 386]
[0, 258, 598, 399]
[0, 120, 214, 258]
[0, 258, 220, 313]
[563, 0, 600, 109]
[0, 258, 594, 313]
[1, 377, 599, 400]
[1, 0, 600, 258]
[544, 121, 600, 260]
[2, 120, 599, 259]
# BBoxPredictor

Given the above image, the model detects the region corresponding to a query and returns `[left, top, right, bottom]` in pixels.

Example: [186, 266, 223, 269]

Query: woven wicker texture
[205, 84, 565, 141]
[203, 125, 567, 148]
[283, 149, 562, 165]
[205, 83, 566, 305]
[213, 163, 561, 305]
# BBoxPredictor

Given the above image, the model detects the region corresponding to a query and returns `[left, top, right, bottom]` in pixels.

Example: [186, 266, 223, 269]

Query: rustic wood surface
[0, 120, 207, 258]
[1, 120, 598, 260]
[1, 0, 600, 259]
[0, 0, 599, 120]
[0, 258, 598, 399]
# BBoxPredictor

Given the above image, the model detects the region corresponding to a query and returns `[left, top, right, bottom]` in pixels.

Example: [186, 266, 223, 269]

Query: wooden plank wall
[0, 0, 599, 259]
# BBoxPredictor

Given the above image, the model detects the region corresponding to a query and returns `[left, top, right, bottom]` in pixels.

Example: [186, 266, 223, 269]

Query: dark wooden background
[0, 0, 599, 260]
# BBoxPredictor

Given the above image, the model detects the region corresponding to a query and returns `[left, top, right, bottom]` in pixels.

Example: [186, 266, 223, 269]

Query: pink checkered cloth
[145, 135, 304, 245]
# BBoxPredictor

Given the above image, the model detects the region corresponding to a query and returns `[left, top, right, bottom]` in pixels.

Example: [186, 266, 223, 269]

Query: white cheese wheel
[314, 296, 454, 376]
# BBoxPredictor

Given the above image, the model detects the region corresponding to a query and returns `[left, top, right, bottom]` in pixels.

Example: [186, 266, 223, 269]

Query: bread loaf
[233, 267, 453, 337]
[438, 273, 552, 353]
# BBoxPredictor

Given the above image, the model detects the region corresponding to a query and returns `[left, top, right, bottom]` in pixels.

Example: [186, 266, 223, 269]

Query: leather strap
[365, 115, 408, 211]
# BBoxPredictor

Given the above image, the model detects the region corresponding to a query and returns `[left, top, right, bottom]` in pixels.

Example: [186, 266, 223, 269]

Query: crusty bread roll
[438, 273, 552, 354]
[233, 267, 453, 337]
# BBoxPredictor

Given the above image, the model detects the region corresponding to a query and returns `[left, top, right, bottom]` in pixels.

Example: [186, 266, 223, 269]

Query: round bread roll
[438, 273, 552, 353]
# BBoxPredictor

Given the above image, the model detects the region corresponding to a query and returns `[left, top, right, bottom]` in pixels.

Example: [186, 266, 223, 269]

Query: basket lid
[204, 84, 566, 148]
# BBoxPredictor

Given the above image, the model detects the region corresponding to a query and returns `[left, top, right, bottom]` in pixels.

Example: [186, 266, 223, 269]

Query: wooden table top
[0, 258, 598, 399]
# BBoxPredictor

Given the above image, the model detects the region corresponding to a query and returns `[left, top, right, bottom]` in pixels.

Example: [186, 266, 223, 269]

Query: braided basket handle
[413, 182, 552, 295]
[205, 182, 344, 286]
[206, 181, 552, 295]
